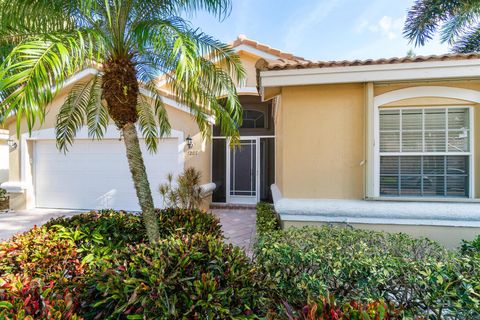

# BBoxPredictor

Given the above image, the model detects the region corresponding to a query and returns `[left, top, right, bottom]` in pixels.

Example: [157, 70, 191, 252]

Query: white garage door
[34, 139, 182, 211]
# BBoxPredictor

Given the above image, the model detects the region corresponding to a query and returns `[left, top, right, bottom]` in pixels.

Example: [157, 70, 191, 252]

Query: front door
[228, 138, 259, 204]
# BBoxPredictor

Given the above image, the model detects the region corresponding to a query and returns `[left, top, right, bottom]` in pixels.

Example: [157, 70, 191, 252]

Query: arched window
[241, 109, 265, 129]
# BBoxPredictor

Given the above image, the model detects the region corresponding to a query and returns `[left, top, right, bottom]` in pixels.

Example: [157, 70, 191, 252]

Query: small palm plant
[0, 0, 244, 243]
[159, 167, 203, 210]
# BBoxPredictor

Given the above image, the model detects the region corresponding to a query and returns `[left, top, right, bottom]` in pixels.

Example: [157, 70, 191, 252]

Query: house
[2, 36, 480, 247]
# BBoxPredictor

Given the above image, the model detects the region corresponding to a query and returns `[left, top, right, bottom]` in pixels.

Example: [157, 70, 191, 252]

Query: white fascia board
[236, 86, 259, 95]
[233, 44, 280, 60]
[260, 59, 480, 87]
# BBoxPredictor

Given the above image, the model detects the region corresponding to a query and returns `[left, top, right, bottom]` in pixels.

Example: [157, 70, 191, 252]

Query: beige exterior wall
[282, 219, 480, 249]
[277, 84, 365, 199]
[237, 52, 261, 88]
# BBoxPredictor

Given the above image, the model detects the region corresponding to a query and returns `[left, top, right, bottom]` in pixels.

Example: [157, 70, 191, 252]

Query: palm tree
[404, 0, 480, 53]
[0, 0, 244, 244]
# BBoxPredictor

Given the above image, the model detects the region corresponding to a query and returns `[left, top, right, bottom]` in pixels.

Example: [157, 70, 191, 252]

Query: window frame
[374, 105, 474, 199]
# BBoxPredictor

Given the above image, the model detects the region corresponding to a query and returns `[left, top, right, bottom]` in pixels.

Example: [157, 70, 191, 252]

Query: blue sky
[188, 0, 450, 61]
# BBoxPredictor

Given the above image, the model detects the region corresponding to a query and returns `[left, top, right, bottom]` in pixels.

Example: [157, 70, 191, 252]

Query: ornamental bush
[0, 275, 81, 320]
[255, 224, 480, 319]
[256, 202, 280, 235]
[0, 209, 226, 319]
[461, 234, 480, 256]
[274, 296, 403, 320]
[82, 234, 265, 319]
[0, 226, 84, 282]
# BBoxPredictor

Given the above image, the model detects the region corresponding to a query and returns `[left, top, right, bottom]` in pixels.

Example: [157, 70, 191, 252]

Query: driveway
[0, 209, 81, 240]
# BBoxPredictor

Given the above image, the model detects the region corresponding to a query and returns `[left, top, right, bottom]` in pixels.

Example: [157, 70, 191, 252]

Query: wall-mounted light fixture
[7, 139, 17, 151]
[186, 135, 194, 149]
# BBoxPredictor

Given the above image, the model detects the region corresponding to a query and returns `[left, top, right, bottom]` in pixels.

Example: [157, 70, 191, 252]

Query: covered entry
[212, 96, 275, 204]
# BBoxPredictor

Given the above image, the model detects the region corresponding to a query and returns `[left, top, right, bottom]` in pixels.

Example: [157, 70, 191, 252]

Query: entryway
[211, 95, 275, 205]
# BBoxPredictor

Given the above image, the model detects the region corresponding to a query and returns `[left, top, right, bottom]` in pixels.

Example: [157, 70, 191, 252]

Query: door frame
[226, 136, 260, 204]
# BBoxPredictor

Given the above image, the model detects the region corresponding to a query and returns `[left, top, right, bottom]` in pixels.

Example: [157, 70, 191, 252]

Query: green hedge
[256, 202, 280, 235]
[255, 225, 480, 319]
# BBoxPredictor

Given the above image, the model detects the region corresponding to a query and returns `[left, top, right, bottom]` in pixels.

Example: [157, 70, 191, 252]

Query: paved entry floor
[212, 208, 257, 254]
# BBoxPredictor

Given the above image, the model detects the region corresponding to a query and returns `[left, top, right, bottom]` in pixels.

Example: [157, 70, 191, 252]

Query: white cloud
[283, 0, 343, 52]
[354, 15, 405, 40]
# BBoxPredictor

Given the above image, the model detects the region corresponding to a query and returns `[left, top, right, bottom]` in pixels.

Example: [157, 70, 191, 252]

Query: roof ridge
[230, 35, 307, 61]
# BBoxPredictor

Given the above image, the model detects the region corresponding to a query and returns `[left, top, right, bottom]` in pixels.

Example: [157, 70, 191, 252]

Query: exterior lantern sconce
[7, 139, 17, 151]
[186, 135, 194, 149]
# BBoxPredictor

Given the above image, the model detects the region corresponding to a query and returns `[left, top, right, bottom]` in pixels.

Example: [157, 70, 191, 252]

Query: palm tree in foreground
[0, 0, 244, 243]
[404, 0, 480, 53]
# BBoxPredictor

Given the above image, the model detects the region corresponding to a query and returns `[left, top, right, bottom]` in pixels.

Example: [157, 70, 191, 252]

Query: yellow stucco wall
[278, 84, 365, 199]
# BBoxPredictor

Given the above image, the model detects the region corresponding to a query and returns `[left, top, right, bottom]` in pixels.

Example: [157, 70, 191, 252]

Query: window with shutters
[379, 107, 471, 197]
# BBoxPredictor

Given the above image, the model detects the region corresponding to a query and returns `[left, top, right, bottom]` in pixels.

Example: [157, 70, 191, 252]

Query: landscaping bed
[255, 203, 480, 319]
[0, 205, 479, 319]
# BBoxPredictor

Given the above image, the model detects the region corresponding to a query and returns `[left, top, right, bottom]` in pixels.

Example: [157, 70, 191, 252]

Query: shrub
[46, 210, 146, 264]
[461, 234, 480, 256]
[0, 226, 83, 282]
[256, 202, 280, 235]
[83, 234, 265, 319]
[156, 207, 222, 239]
[46, 209, 222, 263]
[276, 296, 403, 320]
[255, 226, 480, 319]
[0, 188, 7, 201]
[0, 275, 81, 320]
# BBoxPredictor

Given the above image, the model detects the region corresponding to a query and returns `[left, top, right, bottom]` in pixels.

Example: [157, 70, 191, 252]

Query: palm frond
[452, 24, 480, 53]
[440, 10, 478, 44]
[86, 75, 109, 140]
[137, 95, 160, 153]
[0, 31, 100, 134]
[133, 0, 232, 21]
[55, 76, 96, 152]
[404, 0, 465, 46]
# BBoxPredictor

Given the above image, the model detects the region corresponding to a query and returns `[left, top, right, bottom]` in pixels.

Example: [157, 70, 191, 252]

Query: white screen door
[228, 139, 259, 204]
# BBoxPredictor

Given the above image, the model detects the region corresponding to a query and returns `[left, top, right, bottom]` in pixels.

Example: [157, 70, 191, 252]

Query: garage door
[34, 139, 182, 211]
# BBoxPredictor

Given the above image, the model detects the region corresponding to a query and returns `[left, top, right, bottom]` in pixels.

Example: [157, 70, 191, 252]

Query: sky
[188, 0, 450, 61]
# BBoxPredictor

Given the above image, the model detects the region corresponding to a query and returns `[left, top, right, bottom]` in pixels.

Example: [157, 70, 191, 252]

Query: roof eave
[257, 58, 480, 89]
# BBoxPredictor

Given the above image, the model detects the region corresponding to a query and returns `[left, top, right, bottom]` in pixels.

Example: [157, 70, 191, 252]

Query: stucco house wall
[275, 83, 365, 199]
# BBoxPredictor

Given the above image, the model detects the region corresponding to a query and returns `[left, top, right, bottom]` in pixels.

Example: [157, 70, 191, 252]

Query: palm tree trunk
[121, 122, 160, 244]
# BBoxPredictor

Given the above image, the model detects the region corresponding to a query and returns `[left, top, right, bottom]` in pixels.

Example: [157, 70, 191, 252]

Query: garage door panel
[35, 139, 182, 211]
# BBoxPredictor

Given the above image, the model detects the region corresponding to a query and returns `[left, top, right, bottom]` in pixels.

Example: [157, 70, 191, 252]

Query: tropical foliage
[254, 203, 480, 319]
[404, 0, 480, 52]
[0, 0, 245, 243]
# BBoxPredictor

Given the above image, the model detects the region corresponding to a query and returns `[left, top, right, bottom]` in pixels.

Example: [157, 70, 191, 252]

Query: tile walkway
[212, 208, 257, 254]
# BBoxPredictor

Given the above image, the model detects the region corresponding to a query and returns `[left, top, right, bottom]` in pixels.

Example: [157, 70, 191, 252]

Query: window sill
[367, 196, 480, 203]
